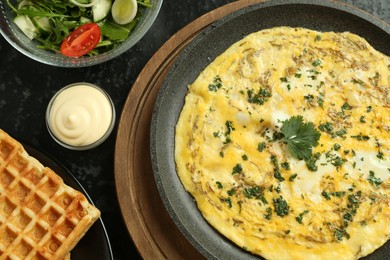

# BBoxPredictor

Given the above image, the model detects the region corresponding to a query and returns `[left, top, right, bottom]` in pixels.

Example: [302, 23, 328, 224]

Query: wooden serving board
[114, 1, 263, 258]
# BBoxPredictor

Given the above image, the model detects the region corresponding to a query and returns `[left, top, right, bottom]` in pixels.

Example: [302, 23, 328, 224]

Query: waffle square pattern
[0, 129, 100, 259]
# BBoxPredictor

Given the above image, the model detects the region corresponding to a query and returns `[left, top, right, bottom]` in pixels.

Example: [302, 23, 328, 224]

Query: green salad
[6, 0, 152, 56]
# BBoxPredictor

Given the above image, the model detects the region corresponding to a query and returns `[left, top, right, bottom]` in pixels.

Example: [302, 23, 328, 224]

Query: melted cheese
[175, 27, 390, 259]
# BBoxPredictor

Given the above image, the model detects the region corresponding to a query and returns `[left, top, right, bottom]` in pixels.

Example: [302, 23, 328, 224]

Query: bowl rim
[45, 82, 116, 150]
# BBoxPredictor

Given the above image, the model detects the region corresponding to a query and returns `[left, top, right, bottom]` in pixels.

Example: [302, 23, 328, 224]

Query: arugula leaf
[281, 116, 321, 160]
[100, 21, 131, 41]
[17, 8, 70, 18]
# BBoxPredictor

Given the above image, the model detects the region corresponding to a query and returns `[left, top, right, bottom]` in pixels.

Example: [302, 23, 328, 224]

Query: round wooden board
[114, 1, 263, 259]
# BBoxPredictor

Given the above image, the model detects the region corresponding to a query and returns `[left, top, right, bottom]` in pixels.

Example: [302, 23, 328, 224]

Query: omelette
[174, 27, 390, 259]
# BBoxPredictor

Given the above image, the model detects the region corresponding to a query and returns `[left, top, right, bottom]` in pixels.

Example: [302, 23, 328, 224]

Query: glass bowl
[0, 0, 162, 67]
[46, 82, 116, 150]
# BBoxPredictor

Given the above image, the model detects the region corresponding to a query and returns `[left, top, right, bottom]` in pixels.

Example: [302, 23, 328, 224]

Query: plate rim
[150, 0, 390, 259]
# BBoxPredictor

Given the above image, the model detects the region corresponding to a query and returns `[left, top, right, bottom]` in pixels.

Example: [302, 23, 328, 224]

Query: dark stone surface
[0, 0, 388, 259]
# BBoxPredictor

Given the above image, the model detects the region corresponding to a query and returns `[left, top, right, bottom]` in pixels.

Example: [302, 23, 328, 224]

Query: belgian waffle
[0, 129, 100, 259]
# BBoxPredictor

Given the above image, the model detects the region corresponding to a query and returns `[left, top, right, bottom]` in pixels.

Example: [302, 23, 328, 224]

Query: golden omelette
[174, 27, 390, 259]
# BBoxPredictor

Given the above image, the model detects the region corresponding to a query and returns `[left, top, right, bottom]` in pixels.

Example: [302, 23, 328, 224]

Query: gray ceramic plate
[24, 143, 113, 260]
[150, 0, 390, 259]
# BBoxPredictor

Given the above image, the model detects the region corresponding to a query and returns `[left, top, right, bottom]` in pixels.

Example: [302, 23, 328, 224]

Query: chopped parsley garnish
[305, 152, 321, 171]
[352, 78, 363, 85]
[273, 196, 290, 217]
[304, 94, 314, 102]
[223, 137, 231, 144]
[296, 210, 309, 224]
[350, 133, 370, 141]
[257, 142, 266, 152]
[216, 181, 223, 189]
[221, 197, 232, 208]
[271, 155, 285, 182]
[244, 186, 267, 205]
[367, 171, 382, 187]
[273, 171, 285, 182]
[227, 188, 236, 196]
[225, 121, 235, 135]
[334, 227, 350, 242]
[289, 174, 298, 182]
[312, 59, 322, 67]
[264, 207, 272, 220]
[366, 105, 372, 112]
[318, 122, 348, 139]
[317, 93, 325, 107]
[280, 116, 321, 160]
[328, 191, 362, 242]
[331, 156, 345, 167]
[308, 69, 321, 75]
[216, 121, 235, 145]
[335, 128, 348, 138]
[333, 191, 346, 197]
[314, 35, 322, 41]
[342, 191, 362, 227]
[232, 163, 243, 174]
[322, 191, 331, 200]
[281, 162, 290, 170]
[242, 154, 248, 161]
[322, 190, 346, 200]
[271, 131, 284, 142]
[247, 88, 272, 105]
[208, 75, 222, 92]
[280, 77, 288, 82]
[341, 102, 353, 112]
[319, 122, 333, 134]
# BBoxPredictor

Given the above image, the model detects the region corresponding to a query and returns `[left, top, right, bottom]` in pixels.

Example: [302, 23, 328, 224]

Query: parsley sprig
[280, 116, 321, 160]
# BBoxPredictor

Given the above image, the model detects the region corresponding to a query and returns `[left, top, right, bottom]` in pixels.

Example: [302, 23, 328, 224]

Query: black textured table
[0, 0, 388, 259]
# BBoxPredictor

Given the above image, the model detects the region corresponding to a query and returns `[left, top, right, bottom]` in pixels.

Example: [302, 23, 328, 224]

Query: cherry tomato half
[60, 23, 101, 57]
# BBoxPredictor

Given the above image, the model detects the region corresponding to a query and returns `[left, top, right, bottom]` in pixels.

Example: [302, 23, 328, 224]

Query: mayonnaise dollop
[47, 83, 115, 149]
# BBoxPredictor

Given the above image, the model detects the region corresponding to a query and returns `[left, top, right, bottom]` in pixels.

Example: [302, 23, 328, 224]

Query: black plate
[150, 0, 390, 259]
[24, 143, 113, 260]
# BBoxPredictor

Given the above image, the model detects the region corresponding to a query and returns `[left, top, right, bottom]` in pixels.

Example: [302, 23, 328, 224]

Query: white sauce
[47, 84, 114, 147]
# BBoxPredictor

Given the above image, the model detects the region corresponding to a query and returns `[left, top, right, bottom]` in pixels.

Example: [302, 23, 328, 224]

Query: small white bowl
[46, 82, 116, 150]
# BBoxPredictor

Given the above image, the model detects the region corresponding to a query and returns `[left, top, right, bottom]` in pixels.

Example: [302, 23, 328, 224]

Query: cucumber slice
[13, 15, 38, 40]
[80, 16, 92, 24]
[111, 0, 137, 25]
[92, 0, 112, 22]
[33, 17, 51, 32]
